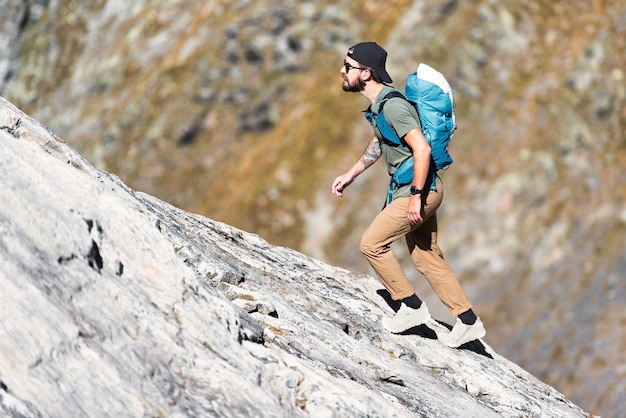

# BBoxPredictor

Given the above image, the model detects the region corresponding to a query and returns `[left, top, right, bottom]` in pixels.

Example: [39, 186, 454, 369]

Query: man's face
[341, 57, 366, 92]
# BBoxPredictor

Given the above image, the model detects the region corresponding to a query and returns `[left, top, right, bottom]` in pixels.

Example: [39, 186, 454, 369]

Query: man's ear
[361, 69, 372, 82]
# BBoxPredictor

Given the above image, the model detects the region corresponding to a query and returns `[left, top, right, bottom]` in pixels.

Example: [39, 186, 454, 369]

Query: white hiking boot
[382, 303, 431, 333]
[439, 317, 486, 347]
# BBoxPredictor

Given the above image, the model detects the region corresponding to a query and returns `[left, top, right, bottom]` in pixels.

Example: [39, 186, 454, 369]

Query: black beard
[342, 77, 366, 92]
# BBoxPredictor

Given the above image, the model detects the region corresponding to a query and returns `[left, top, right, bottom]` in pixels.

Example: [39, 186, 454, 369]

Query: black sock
[459, 309, 477, 325]
[402, 294, 422, 309]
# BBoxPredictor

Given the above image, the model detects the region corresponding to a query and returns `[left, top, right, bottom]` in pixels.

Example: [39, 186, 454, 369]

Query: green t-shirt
[368, 86, 434, 201]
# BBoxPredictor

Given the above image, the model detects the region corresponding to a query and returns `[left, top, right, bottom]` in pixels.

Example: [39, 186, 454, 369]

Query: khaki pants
[360, 178, 472, 316]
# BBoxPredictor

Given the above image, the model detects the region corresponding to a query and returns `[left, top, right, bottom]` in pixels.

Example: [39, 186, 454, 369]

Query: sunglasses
[344, 60, 366, 73]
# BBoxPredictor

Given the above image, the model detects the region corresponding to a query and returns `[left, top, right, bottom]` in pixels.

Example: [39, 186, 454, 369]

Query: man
[331, 41, 485, 348]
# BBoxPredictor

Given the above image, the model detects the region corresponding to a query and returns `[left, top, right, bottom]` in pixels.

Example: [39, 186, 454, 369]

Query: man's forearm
[412, 147, 431, 190]
[359, 136, 382, 170]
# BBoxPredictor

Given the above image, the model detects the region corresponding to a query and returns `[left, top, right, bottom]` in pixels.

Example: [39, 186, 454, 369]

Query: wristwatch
[410, 185, 423, 196]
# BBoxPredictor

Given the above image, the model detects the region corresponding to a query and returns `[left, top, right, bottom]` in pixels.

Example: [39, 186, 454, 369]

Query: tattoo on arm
[360, 137, 381, 168]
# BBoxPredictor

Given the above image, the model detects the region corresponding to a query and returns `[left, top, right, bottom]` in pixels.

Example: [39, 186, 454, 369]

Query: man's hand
[407, 194, 423, 224]
[331, 173, 355, 197]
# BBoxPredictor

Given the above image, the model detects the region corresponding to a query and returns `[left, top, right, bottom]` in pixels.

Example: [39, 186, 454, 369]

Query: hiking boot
[439, 317, 486, 348]
[382, 302, 431, 333]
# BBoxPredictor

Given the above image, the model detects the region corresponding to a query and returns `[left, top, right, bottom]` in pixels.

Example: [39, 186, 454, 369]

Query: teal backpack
[365, 63, 456, 203]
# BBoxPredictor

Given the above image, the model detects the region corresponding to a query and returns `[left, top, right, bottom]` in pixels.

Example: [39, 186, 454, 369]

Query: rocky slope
[0, 94, 592, 418]
[2, 1, 625, 416]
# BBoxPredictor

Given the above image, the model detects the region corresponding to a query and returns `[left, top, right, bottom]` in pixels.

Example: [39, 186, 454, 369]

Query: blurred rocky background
[1, 0, 625, 416]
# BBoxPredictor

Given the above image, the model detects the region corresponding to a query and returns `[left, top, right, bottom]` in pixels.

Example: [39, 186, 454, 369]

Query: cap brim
[379, 70, 393, 83]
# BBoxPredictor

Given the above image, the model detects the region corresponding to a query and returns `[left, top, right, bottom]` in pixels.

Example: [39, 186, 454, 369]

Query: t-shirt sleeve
[384, 98, 421, 139]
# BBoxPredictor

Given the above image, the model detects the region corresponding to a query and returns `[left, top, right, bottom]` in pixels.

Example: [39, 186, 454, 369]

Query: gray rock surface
[0, 96, 591, 417]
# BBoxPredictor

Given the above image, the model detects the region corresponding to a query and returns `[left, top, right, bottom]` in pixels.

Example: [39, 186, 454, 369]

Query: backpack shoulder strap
[376, 90, 410, 147]
[378, 90, 408, 112]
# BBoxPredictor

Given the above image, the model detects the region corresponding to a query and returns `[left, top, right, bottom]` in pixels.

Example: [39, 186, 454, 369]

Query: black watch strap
[410, 186, 423, 195]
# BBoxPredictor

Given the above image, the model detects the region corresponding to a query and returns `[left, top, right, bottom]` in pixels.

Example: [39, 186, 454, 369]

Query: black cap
[347, 42, 393, 83]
